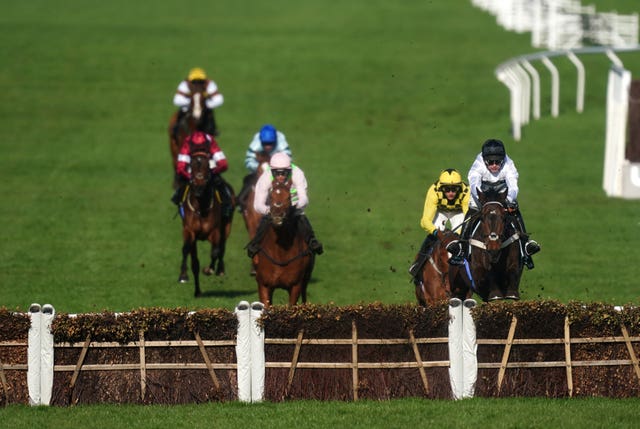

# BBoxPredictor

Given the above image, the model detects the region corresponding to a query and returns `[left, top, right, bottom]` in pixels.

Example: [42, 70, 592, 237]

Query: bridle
[469, 201, 520, 251]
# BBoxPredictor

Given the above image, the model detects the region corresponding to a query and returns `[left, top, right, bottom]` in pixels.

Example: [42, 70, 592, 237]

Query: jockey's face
[262, 143, 275, 154]
[273, 168, 291, 183]
[484, 158, 503, 173]
[441, 185, 460, 201]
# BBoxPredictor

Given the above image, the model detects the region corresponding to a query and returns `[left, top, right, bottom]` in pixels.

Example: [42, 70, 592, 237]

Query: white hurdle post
[235, 301, 252, 402]
[250, 301, 265, 402]
[448, 298, 477, 400]
[27, 304, 42, 405]
[27, 303, 55, 406]
[235, 301, 266, 402]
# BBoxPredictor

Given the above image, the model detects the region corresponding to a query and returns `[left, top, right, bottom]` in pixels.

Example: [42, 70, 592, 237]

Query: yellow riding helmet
[438, 169, 463, 186]
[188, 67, 207, 81]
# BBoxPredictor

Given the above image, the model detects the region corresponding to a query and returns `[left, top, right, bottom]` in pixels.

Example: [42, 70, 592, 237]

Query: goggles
[273, 168, 291, 177]
[485, 159, 503, 166]
[441, 185, 460, 193]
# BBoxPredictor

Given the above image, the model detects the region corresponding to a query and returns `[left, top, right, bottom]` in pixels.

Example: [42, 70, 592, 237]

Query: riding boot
[212, 175, 233, 222]
[408, 233, 437, 278]
[171, 185, 186, 206]
[246, 216, 270, 257]
[297, 213, 324, 255]
[512, 210, 540, 269]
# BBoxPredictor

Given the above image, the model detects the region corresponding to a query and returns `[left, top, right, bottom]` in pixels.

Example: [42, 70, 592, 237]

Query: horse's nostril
[489, 233, 499, 241]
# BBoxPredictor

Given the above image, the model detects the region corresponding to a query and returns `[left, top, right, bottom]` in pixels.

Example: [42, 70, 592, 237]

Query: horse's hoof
[488, 293, 503, 301]
[203, 267, 213, 276]
[178, 276, 189, 283]
[504, 293, 520, 300]
[463, 299, 477, 308]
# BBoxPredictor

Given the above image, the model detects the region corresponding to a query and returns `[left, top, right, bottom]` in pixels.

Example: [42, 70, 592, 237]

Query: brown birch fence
[1, 301, 640, 405]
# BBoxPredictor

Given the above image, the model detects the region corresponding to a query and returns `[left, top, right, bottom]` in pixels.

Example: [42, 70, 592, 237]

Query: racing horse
[178, 152, 235, 297]
[168, 91, 208, 188]
[240, 164, 266, 276]
[252, 179, 315, 307]
[450, 186, 523, 302]
[415, 229, 471, 306]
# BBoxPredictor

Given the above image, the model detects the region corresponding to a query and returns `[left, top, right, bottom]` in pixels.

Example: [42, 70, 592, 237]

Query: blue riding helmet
[259, 124, 277, 146]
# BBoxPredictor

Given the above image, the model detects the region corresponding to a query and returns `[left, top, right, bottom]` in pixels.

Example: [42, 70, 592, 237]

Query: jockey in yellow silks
[409, 169, 469, 284]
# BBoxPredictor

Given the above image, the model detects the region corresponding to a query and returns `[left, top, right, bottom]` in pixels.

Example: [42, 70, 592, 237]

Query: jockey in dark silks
[447, 139, 540, 269]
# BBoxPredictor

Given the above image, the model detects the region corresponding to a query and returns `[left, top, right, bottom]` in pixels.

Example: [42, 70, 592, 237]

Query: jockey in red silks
[171, 131, 233, 221]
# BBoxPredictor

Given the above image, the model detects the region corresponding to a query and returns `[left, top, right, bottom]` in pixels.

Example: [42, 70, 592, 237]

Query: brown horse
[253, 179, 315, 307]
[178, 153, 235, 297]
[415, 229, 470, 306]
[240, 168, 264, 276]
[450, 188, 523, 302]
[168, 92, 207, 188]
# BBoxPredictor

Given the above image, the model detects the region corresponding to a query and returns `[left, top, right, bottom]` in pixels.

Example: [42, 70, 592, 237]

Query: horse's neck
[189, 183, 215, 213]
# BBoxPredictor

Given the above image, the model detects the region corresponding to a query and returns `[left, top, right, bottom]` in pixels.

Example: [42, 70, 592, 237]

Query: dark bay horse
[178, 153, 235, 297]
[253, 179, 315, 307]
[168, 92, 208, 187]
[450, 188, 523, 302]
[415, 229, 471, 306]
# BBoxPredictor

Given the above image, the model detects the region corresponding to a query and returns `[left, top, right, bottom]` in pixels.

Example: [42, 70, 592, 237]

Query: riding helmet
[270, 152, 291, 169]
[188, 67, 207, 81]
[481, 139, 506, 161]
[259, 124, 278, 145]
[190, 131, 208, 145]
[438, 169, 463, 186]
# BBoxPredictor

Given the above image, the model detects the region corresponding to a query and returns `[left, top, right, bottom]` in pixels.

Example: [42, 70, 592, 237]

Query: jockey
[246, 152, 323, 257]
[408, 169, 470, 285]
[447, 139, 540, 269]
[172, 67, 223, 137]
[237, 124, 292, 210]
[170, 131, 233, 221]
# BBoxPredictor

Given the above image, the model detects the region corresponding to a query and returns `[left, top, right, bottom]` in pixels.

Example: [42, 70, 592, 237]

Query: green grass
[2, 398, 640, 429]
[1, 0, 640, 422]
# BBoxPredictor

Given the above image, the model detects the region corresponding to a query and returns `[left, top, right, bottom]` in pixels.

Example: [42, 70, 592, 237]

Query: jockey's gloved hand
[506, 201, 519, 212]
[431, 230, 439, 238]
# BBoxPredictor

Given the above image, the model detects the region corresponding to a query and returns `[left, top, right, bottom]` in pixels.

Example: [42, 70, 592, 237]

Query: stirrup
[446, 240, 462, 256]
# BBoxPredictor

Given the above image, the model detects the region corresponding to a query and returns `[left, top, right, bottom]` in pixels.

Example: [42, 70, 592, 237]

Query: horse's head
[478, 200, 507, 261]
[269, 180, 292, 227]
[189, 152, 211, 195]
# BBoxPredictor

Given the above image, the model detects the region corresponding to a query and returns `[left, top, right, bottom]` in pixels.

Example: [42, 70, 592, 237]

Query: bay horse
[415, 229, 471, 306]
[253, 179, 315, 307]
[240, 165, 265, 276]
[168, 92, 208, 188]
[450, 188, 523, 302]
[178, 153, 235, 297]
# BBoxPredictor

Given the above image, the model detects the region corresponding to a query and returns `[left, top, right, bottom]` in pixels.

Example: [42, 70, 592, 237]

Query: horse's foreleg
[179, 239, 192, 283]
[191, 241, 201, 297]
[258, 284, 271, 307]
